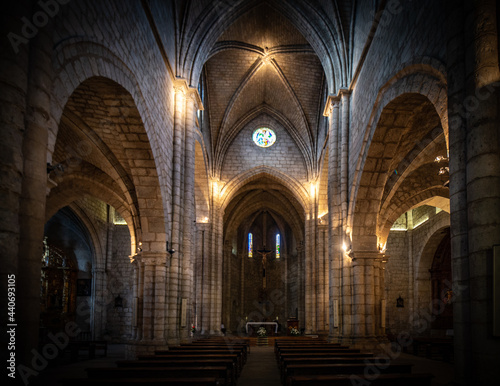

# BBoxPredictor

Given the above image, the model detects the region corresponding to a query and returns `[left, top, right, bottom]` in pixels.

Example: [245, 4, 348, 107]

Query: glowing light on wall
[248, 233, 253, 258]
[276, 234, 280, 259]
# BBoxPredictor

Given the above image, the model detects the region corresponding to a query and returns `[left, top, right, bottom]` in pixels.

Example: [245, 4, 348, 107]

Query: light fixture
[434, 155, 448, 163]
[166, 241, 176, 256]
[137, 241, 142, 253]
[47, 162, 64, 174]
[396, 295, 404, 308]
[438, 166, 449, 175]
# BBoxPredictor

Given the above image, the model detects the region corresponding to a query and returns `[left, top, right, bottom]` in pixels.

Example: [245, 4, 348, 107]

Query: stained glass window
[276, 233, 280, 259]
[252, 127, 276, 148]
[248, 233, 253, 258]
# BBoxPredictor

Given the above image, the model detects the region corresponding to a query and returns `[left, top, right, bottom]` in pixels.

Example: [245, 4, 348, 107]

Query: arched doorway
[430, 228, 453, 333]
[42, 206, 95, 340]
[221, 174, 306, 335]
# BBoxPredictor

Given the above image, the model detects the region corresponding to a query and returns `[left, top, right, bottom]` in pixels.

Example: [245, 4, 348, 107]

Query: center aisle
[238, 345, 281, 386]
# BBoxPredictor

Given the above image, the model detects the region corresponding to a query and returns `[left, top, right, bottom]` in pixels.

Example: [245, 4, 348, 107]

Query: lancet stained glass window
[252, 127, 276, 147]
[248, 233, 253, 258]
[276, 233, 280, 259]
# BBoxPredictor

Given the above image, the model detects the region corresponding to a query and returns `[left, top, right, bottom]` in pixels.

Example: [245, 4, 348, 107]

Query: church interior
[1, 0, 499, 385]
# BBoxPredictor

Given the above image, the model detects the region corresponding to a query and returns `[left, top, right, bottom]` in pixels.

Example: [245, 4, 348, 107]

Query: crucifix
[256, 245, 273, 289]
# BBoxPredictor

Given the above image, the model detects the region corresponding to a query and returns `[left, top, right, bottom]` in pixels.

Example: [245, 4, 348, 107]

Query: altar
[245, 322, 278, 335]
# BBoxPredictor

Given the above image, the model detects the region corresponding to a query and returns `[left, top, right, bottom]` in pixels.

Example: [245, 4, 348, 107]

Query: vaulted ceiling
[164, 0, 362, 178]
[204, 2, 327, 177]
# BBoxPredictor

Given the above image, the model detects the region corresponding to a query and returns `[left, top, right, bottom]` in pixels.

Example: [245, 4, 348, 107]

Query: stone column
[16, 21, 53, 368]
[131, 260, 139, 340]
[92, 267, 106, 339]
[195, 223, 210, 334]
[0, 4, 29, 368]
[141, 259, 155, 341]
[178, 89, 198, 341]
[326, 96, 341, 341]
[296, 243, 306, 330]
[126, 252, 168, 358]
[350, 251, 386, 350]
[212, 208, 224, 334]
[167, 80, 187, 343]
[446, 1, 500, 384]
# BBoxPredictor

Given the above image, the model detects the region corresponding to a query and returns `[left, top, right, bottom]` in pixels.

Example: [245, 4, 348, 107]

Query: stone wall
[106, 224, 133, 341]
[221, 114, 308, 183]
[349, 0, 446, 193]
[385, 206, 450, 335]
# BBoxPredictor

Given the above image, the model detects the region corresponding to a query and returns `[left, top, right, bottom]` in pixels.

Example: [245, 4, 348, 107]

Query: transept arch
[349, 69, 449, 250]
[49, 75, 166, 254]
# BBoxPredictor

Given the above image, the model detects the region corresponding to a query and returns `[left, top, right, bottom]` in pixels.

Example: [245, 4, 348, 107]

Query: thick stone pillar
[296, 243, 306, 330]
[126, 252, 168, 358]
[446, 1, 500, 384]
[16, 20, 53, 369]
[167, 80, 187, 343]
[195, 223, 210, 334]
[326, 96, 342, 341]
[178, 89, 199, 341]
[92, 267, 106, 339]
[349, 251, 386, 350]
[0, 4, 29, 370]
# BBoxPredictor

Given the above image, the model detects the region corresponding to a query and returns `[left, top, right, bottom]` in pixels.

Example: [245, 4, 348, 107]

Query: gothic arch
[349, 64, 448, 249]
[46, 174, 137, 255]
[414, 220, 451, 325]
[49, 39, 172, 231]
[220, 166, 309, 213]
[215, 104, 313, 178]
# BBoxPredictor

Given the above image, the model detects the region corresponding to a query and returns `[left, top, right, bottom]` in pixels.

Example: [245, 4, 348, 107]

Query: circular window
[252, 127, 276, 148]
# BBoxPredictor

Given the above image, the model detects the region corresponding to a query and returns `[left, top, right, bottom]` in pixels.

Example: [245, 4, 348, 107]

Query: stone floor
[29, 343, 456, 385]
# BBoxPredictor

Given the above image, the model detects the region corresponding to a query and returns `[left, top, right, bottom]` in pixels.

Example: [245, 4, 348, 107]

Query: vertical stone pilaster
[154, 263, 166, 340]
[126, 252, 168, 358]
[16, 21, 53, 367]
[327, 97, 342, 340]
[446, 1, 500, 384]
[142, 260, 155, 341]
[350, 251, 387, 349]
[92, 267, 106, 339]
[179, 90, 197, 341]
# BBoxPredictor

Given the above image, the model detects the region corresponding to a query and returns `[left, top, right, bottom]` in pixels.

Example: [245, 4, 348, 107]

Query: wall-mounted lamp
[114, 294, 123, 308]
[166, 241, 176, 256]
[137, 242, 142, 253]
[434, 155, 448, 163]
[47, 162, 64, 174]
[396, 295, 404, 308]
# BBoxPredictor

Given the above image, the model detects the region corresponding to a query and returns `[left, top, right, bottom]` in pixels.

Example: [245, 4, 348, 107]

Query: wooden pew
[284, 362, 414, 379]
[278, 352, 374, 370]
[85, 366, 229, 385]
[187, 342, 251, 354]
[116, 360, 236, 385]
[280, 356, 387, 381]
[139, 354, 241, 376]
[59, 377, 221, 385]
[156, 348, 245, 369]
[172, 345, 248, 363]
[286, 373, 433, 386]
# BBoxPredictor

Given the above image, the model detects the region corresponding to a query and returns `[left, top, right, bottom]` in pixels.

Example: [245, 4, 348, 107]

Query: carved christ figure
[256, 246, 273, 289]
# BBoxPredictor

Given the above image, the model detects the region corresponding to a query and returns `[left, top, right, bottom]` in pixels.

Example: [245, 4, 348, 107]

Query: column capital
[174, 78, 204, 111]
[349, 250, 387, 265]
[135, 251, 169, 266]
[323, 94, 341, 116]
